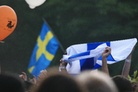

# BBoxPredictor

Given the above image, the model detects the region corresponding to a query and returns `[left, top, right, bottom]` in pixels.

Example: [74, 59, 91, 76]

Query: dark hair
[131, 82, 138, 92]
[33, 72, 84, 92]
[24, 81, 33, 92]
[0, 73, 25, 92]
[112, 75, 133, 92]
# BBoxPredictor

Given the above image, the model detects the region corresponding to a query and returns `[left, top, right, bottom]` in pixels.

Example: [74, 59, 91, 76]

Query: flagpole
[42, 18, 65, 54]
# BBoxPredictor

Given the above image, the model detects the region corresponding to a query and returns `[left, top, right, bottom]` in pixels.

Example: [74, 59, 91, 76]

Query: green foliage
[128, 70, 138, 83]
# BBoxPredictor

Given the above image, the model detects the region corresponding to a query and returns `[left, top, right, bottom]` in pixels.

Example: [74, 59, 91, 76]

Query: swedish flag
[28, 22, 59, 77]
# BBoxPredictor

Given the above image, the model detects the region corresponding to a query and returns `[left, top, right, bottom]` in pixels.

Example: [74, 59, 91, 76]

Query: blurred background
[0, 0, 138, 77]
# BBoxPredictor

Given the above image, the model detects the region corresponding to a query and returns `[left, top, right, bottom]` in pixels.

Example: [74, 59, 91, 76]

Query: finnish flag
[62, 38, 137, 74]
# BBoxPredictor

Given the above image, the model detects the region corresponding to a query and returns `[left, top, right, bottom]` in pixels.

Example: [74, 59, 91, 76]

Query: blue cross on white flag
[62, 38, 137, 74]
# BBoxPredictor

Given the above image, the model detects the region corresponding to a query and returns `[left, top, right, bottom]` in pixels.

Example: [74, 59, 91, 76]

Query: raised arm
[121, 48, 134, 78]
[101, 47, 111, 76]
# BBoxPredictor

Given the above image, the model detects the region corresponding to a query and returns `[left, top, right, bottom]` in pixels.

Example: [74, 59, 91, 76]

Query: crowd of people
[0, 46, 138, 92]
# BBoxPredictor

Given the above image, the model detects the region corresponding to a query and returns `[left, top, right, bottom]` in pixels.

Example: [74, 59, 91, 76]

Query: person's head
[32, 67, 85, 92]
[112, 75, 133, 92]
[0, 73, 25, 92]
[24, 81, 33, 92]
[131, 82, 138, 92]
[76, 70, 118, 92]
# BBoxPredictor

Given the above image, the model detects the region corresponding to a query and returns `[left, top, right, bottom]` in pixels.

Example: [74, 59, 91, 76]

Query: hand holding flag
[102, 47, 111, 75]
[102, 47, 111, 58]
[63, 38, 137, 74]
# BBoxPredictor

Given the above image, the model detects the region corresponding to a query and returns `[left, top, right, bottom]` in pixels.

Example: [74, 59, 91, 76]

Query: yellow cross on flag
[28, 22, 59, 77]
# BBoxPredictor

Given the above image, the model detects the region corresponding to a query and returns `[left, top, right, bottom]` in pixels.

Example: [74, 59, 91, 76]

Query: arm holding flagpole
[101, 47, 111, 76]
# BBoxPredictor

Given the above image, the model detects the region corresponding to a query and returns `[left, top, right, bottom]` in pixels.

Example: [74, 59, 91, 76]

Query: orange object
[0, 5, 17, 41]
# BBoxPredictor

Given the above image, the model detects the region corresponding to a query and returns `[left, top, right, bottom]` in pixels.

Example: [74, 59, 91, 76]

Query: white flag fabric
[62, 38, 137, 74]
